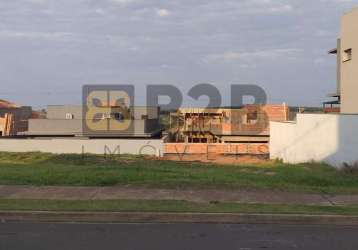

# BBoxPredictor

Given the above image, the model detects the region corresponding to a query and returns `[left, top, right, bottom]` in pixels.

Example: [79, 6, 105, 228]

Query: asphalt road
[1, 222, 358, 250]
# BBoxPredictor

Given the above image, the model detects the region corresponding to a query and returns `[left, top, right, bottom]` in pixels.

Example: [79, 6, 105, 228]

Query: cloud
[1, 0, 358, 108]
[203, 1, 295, 15]
[156, 8, 170, 17]
[203, 48, 302, 64]
[203, 52, 241, 63]
[240, 48, 302, 59]
[27, 0, 48, 4]
[0, 31, 74, 41]
[110, 0, 137, 7]
[94, 8, 106, 15]
[268, 4, 293, 13]
[322, 0, 354, 3]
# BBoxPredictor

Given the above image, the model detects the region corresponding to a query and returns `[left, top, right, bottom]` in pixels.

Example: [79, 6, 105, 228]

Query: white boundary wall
[270, 113, 358, 168]
[0, 138, 164, 157]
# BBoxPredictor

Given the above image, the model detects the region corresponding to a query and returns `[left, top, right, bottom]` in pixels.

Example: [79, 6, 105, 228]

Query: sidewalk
[1, 185, 358, 206]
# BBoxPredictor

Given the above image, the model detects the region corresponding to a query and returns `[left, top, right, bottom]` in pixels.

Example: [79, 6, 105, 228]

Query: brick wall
[324, 107, 340, 113]
[165, 143, 269, 155]
[239, 104, 289, 134]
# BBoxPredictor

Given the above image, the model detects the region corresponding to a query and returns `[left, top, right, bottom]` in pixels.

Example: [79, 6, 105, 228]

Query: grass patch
[0, 152, 358, 194]
[1, 199, 358, 216]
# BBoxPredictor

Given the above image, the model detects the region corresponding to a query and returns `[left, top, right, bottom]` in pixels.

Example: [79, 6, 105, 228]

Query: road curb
[2, 211, 358, 225]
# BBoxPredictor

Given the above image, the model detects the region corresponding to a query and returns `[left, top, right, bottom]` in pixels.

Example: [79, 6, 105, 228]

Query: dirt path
[1, 185, 357, 206]
[162, 154, 270, 165]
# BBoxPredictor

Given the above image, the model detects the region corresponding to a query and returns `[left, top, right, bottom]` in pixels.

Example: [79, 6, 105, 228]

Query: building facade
[24, 105, 162, 138]
[329, 8, 358, 113]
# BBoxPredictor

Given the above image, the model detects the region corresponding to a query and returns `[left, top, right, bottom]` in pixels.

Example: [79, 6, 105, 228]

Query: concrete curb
[2, 211, 358, 225]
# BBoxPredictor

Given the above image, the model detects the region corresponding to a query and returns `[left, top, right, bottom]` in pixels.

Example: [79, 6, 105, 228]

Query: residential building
[327, 7, 358, 113]
[270, 7, 358, 168]
[24, 105, 162, 138]
[168, 104, 289, 144]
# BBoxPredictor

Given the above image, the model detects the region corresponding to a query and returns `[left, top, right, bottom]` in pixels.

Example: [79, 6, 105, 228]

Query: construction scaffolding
[168, 104, 289, 144]
[0, 113, 15, 136]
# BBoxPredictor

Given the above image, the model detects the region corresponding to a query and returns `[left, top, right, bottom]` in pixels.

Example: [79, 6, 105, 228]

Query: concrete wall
[336, 38, 342, 96]
[83, 119, 161, 137]
[0, 138, 164, 156]
[132, 107, 159, 119]
[28, 119, 82, 136]
[47, 105, 83, 120]
[27, 119, 160, 137]
[47, 105, 159, 120]
[270, 113, 358, 168]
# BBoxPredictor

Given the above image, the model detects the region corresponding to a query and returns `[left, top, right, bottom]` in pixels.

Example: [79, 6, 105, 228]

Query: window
[65, 113, 74, 120]
[113, 112, 124, 121]
[343, 48, 352, 62]
[102, 113, 111, 120]
[247, 111, 258, 124]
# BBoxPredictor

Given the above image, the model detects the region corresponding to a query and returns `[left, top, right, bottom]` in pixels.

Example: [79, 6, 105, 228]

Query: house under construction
[168, 104, 290, 144]
[0, 99, 32, 137]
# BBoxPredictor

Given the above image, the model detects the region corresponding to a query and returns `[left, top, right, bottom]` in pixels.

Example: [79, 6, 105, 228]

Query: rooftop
[0, 99, 18, 109]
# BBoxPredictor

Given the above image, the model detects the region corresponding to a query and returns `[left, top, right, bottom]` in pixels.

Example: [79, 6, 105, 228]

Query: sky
[0, 0, 358, 109]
